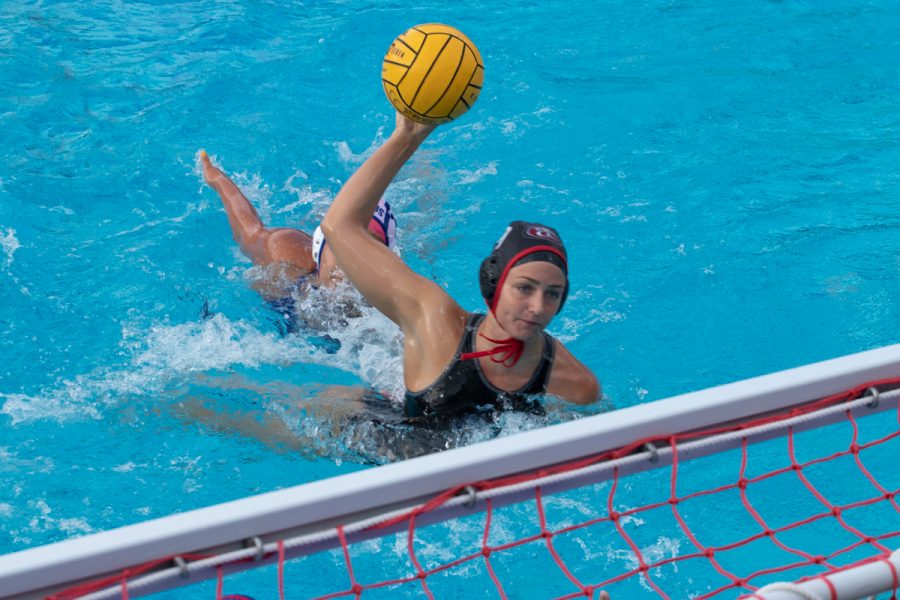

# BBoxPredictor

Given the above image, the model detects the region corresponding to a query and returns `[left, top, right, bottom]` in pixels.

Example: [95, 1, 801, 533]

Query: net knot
[351, 584, 363, 595]
[849, 443, 861, 454]
[608, 511, 620, 521]
[831, 507, 842, 517]
[541, 530, 552, 539]
[813, 555, 826, 564]
[705, 549, 715, 559]
[482, 547, 492, 558]
[791, 463, 802, 471]
[737, 478, 749, 490]
[416, 571, 427, 580]
[885, 492, 895, 500]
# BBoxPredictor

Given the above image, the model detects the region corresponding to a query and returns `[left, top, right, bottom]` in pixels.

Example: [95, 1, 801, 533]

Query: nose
[528, 291, 548, 316]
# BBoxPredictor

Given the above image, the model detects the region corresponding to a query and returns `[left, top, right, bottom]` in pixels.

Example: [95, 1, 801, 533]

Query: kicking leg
[201, 151, 316, 296]
[200, 150, 269, 261]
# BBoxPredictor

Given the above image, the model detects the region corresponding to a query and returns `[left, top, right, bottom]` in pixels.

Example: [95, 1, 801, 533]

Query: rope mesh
[50, 378, 900, 599]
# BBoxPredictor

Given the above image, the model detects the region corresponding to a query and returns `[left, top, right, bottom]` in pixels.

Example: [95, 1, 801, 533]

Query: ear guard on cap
[479, 254, 503, 308]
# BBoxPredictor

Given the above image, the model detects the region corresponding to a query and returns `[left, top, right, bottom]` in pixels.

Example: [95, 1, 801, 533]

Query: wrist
[388, 129, 428, 153]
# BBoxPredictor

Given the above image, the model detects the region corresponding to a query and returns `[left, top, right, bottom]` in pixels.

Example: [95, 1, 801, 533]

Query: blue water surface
[2, 0, 900, 597]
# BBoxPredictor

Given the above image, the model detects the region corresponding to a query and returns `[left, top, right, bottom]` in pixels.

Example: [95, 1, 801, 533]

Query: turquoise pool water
[2, 0, 900, 597]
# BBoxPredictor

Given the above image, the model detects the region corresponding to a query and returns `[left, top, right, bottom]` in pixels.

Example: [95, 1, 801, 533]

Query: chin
[514, 321, 545, 340]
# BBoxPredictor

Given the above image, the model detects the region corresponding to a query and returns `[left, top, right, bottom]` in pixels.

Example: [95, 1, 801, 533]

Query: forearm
[322, 129, 428, 236]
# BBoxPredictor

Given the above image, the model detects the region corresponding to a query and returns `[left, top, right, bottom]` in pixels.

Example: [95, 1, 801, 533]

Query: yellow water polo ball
[382, 23, 484, 125]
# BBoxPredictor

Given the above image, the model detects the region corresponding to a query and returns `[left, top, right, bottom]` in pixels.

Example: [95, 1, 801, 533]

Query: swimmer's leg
[201, 151, 315, 268]
[173, 396, 310, 455]
[169, 377, 394, 462]
[200, 151, 316, 297]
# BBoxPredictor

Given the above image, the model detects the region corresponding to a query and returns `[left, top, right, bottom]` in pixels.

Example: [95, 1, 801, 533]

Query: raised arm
[321, 115, 444, 328]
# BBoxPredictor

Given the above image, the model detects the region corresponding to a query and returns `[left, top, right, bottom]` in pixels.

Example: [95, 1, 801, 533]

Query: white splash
[280, 169, 334, 218]
[0, 288, 408, 427]
[0, 447, 54, 474]
[333, 132, 385, 167]
[0, 391, 102, 425]
[0, 313, 320, 425]
[454, 161, 498, 185]
[128, 313, 312, 373]
[26, 499, 95, 538]
[1, 227, 19, 270]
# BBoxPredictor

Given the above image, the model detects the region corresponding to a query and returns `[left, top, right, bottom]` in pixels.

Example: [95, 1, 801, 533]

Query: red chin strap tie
[460, 334, 524, 368]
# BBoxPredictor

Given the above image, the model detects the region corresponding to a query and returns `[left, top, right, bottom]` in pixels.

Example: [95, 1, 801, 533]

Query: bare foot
[199, 150, 227, 188]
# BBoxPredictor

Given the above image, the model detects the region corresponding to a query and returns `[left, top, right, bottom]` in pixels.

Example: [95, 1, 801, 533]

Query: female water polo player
[321, 114, 600, 418]
[200, 150, 397, 333]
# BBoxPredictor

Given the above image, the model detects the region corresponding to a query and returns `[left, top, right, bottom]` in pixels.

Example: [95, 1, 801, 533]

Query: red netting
[49, 377, 900, 599]
[45, 553, 210, 600]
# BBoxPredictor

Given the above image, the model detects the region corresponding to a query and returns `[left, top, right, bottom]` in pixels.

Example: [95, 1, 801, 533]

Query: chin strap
[460, 333, 525, 368]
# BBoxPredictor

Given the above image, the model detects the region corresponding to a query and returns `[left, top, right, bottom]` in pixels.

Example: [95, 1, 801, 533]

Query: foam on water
[0, 447, 54, 474]
[4, 312, 321, 423]
[1, 227, 18, 270]
[279, 169, 335, 216]
[6, 497, 96, 547]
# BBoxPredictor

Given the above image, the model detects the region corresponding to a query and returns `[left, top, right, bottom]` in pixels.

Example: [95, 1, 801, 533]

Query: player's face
[495, 261, 566, 340]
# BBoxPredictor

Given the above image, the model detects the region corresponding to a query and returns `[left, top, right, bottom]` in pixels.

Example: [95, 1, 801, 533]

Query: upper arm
[320, 223, 446, 330]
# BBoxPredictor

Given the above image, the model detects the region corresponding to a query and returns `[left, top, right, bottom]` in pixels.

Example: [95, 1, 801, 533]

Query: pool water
[2, 0, 900, 597]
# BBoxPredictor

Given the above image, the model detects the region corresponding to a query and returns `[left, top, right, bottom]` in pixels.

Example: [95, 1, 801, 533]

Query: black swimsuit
[404, 313, 555, 421]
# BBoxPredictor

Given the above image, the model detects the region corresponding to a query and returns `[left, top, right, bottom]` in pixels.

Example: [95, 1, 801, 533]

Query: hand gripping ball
[382, 24, 484, 125]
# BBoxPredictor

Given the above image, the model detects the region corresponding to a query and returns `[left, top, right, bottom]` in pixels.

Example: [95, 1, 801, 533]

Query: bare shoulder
[546, 340, 601, 405]
[400, 277, 469, 391]
[403, 275, 468, 336]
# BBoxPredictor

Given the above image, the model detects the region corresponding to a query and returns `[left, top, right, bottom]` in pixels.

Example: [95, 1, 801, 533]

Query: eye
[516, 284, 533, 294]
[546, 289, 562, 300]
